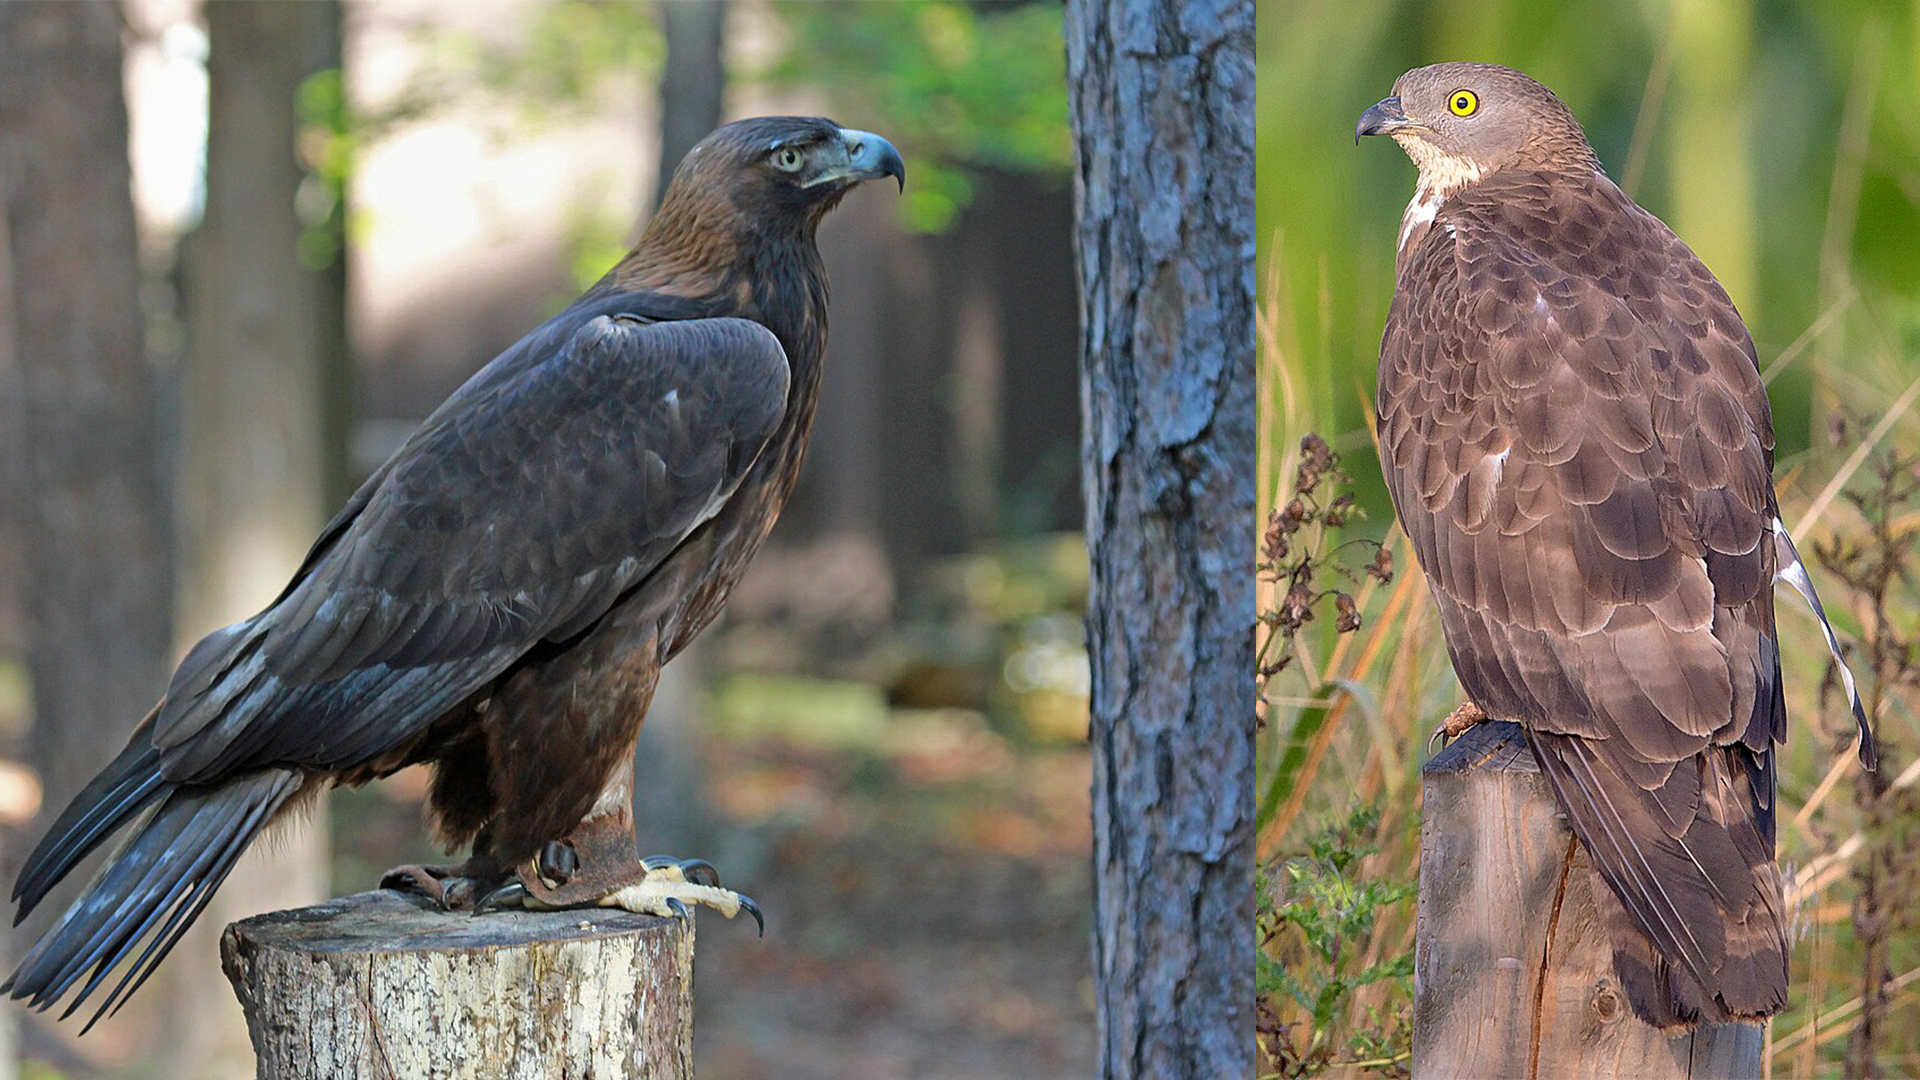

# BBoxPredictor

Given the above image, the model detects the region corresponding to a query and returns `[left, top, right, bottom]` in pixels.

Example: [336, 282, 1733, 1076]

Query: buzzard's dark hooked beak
[1355, 96, 1413, 144]
[832, 128, 906, 192]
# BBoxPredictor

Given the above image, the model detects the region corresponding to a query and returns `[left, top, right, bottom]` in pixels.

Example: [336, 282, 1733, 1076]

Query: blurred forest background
[1259, 1, 1920, 1077]
[0, 2, 1091, 1079]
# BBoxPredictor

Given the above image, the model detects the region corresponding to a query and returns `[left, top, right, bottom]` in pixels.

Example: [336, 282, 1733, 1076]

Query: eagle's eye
[771, 146, 805, 173]
[1448, 89, 1480, 117]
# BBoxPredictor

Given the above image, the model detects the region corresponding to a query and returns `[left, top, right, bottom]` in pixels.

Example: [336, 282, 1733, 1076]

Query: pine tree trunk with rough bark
[1065, 2, 1256, 1077]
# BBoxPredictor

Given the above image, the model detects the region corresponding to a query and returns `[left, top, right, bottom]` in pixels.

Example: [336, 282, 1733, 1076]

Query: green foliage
[559, 197, 637, 296]
[413, 1, 663, 129]
[316, 1, 1070, 277]
[754, 0, 1072, 232]
[919, 533, 1090, 745]
[1260, 804, 1414, 1077]
[294, 67, 355, 270]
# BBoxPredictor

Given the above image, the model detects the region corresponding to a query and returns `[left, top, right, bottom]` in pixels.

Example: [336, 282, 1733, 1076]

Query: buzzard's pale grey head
[1356, 62, 1597, 183]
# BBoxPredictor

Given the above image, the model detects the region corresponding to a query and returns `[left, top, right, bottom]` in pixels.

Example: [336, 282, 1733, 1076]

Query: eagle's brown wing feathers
[1380, 169, 1789, 1024]
[151, 313, 790, 780]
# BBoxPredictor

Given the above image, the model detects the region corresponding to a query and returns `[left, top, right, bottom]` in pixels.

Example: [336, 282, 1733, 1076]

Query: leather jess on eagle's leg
[4, 119, 902, 1027]
[1359, 64, 1873, 1029]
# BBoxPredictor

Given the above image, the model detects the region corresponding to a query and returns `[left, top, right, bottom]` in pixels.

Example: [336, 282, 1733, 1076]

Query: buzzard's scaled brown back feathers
[1366, 63, 1872, 1029]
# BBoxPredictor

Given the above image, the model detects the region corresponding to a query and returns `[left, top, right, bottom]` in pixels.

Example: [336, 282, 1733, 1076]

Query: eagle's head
[1356, 62, 1597, 187]
[658, 117, 906, 239]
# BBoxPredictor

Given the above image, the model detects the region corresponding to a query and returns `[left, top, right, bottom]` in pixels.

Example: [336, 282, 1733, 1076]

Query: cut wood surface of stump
[221, 889, 693, 1080]
[1414, 721, 1763, 1080]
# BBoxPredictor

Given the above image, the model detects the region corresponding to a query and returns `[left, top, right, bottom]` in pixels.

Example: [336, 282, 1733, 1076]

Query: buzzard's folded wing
[1378, 171, 1803, 1023]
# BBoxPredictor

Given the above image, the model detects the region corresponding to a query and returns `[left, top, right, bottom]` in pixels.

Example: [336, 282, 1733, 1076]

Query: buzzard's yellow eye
[1449, 89, 1479, 117]
[772, 147, 804, 172]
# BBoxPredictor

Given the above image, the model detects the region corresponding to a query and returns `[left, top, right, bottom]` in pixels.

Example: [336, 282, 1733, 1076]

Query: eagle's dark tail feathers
[12, 720, 169, 923]
[3, 766, 301, 1031]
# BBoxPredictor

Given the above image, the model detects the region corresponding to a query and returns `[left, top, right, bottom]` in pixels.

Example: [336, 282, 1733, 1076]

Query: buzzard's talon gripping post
[1428, 701, 1489, 755]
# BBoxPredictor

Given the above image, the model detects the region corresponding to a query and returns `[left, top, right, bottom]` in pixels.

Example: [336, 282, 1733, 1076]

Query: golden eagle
[6, 117, 903, 1027]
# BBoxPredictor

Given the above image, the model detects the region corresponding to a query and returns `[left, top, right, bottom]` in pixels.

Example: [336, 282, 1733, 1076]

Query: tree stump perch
[221, 889, 694, 1080]
[1415, 721, 1763, 1080]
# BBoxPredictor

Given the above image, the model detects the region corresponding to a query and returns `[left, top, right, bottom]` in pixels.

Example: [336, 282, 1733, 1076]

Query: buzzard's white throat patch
[1394, 141, 1484, 255]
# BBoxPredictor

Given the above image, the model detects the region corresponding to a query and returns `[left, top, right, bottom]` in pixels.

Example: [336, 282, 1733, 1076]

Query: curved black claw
[678, 859, 720, 888]
[664, 897, 691, 925]
[739, 894, 765, 937]
[1427, 724, 1449, 757]
[474, 881, 528, 914]
[641, 855, 723, 887]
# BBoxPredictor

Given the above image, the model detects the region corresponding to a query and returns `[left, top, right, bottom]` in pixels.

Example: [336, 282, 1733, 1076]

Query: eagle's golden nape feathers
[1361, 62, 1871, 1029]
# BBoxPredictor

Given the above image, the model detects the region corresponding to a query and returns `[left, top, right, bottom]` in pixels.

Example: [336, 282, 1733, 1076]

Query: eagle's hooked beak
[1355, 96, 1415, 144]
[825, 128, 906, 192]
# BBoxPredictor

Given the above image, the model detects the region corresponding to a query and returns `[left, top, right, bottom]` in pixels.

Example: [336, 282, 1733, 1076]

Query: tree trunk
[168, 3, 345, 1075]
[1065, 2, 1256, 1078]
[654, 0, 728, 210]
[222, 890, 694, 1080]
[0, 7, 167, 1074]
[0, 0, 173, 940]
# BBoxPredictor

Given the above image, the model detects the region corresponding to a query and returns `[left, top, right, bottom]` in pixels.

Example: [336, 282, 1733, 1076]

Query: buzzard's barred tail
[1531, 733, 1788, 1030]
[1593, 865, 1786, 1028]
[3, 769, 302, 1030]
[1593, 870, 1698, 1027]
[1773, 518, 1875, 770]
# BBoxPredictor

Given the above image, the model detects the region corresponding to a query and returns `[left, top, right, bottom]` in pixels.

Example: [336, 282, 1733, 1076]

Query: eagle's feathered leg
[1427, 700, 1489, 755]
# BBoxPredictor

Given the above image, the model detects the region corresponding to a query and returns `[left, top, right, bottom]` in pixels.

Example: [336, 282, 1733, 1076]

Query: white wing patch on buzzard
[1771, 516, 1873, 765]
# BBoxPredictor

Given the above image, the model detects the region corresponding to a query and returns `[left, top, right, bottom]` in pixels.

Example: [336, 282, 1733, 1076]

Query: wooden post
[1415, 721, 1763, 1080]
[220, 890, 694, 1080]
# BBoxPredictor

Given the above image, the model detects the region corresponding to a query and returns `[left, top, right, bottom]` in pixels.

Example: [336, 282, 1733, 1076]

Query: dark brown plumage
[6, 116, 903, 1026]
[1359, 63, 1872, 1028]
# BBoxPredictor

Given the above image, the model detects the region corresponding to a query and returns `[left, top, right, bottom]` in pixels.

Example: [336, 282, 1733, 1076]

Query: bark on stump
[220, 890, 694, 1080]
[1415, 720, 1763, 1080]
